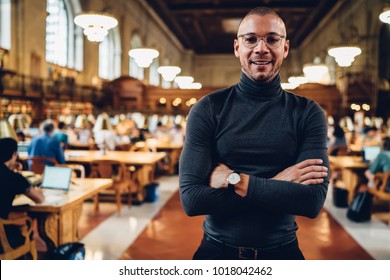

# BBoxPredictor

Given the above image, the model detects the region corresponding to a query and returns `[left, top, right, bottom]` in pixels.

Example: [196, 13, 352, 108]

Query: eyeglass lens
[240, 34, 284, 49]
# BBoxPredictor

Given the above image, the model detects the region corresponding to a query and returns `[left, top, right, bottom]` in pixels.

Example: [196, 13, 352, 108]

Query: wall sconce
[379, 7, 390, 24]
[128, 48, 159, 68]
[157, 66, 181, 81]
[328, 46, 361, 67]
[74, 12, 118, 42]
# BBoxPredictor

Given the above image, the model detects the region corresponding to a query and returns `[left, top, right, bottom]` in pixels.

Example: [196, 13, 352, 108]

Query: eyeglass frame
[237, 32, 287, 49]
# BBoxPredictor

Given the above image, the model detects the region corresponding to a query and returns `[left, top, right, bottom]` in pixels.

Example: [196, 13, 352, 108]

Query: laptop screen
[41, 166, 72, 191]
[362, 146, 381, 163]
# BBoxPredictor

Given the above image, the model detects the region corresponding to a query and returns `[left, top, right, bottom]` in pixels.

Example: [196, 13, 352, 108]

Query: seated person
[328, 125, 347, 155]
[16, 130, 26, 142]
[28, 120, 66, 168]
[53, 121, 68, 149]
[0, 138, 44, 250]
[364, 137, 390, 192]
[356, 126, 382, 147]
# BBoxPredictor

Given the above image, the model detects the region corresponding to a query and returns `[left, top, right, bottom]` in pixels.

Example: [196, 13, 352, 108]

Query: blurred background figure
[53, 121, 68, 149]
[328, 124, 348, 156]
[356, 126, 382, 147]
[28, 120, 65, 167]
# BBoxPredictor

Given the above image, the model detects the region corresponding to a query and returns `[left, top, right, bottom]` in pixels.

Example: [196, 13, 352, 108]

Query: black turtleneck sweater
[179, 73, 329, 248]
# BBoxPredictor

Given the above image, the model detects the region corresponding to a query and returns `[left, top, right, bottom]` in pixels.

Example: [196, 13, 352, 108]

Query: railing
[0, 69, 107, 102]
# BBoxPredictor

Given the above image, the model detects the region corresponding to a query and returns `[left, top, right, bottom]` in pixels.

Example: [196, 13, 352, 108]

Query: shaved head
[238, 7, 287, 38]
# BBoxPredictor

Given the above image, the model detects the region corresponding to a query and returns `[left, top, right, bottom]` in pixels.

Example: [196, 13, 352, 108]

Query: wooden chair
[27, 156, 58, 174]
[368, 170, 390, 226]
[90, 160, 134, 215]
[0, 216, 37, 260]
[129, 141, 157, 186]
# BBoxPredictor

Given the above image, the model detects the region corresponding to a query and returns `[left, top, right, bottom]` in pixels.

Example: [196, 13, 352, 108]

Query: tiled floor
[74, 175, 390, 260]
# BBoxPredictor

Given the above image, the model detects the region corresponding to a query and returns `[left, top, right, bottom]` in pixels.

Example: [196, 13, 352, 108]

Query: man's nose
[253, 38, 269, 52]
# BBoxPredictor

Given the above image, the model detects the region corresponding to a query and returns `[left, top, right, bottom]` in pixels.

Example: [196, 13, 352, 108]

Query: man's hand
[272, 159, 328, 185]
[209, 163, 233, 188]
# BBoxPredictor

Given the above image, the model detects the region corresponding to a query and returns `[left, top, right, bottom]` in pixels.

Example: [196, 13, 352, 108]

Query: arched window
[46, 0, 83, 70]
[99, 27, 121, 80]
[129, 34, 144, 80]
[149, 58, 160, 86]
[0, 0, 11, 50]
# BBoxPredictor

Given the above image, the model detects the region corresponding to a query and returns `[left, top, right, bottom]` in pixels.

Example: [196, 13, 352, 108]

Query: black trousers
[193, 234, 305, 260]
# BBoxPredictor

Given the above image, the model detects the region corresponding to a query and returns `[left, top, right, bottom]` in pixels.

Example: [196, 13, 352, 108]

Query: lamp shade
[128, 48, 159, 68]
[328, 46, 361, 67]
[379, 8, 390, 24]
[157, 66, 181, 81]
[303, 57, 330, 84]
[8, 114, 28, 130]
[74, 12, 118, 42]
[75, 114, 89, 129]
[0, 119, 17, 140]
[174, 76, 194, 88]
[93, 113, 113, 132]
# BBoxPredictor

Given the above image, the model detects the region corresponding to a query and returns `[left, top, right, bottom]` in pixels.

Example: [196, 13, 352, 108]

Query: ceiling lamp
[157, 66, 181, 81]
[180, 82, 203, 90]
[379, 7, 390, 24]
[128, 48, 159, 68]
[74, 12, 118, 42]
[281, 83, 298, 90]
[328, 46, 361, 67]
[288, 76, 308, 86]
[174, 76, 194, 89]
[303, 57, 330, 84]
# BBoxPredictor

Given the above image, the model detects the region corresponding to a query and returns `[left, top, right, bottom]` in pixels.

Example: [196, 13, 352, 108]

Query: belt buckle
[238, 247, 258, 259]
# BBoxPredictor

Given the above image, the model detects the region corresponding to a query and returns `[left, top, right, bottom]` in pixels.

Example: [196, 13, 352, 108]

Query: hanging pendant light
[157, 66, 181, 81]
[174, 76, 194, 89]
[328, 46, 361, 67]
[74, 12, 118, 42]
[379, 7, 390, 24]
[128, 48, 159, 68]
[302, 57, 330, 84]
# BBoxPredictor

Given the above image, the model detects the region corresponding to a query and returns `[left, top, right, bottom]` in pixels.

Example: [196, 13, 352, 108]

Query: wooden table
[65, 150, 166, 199]
[329, 156, 369, 203]
[135, 142, 183, 174]
[12, 178, 113, 251]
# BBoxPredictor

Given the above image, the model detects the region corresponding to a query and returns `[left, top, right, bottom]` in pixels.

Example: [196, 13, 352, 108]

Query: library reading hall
[1, 0, 390, 261]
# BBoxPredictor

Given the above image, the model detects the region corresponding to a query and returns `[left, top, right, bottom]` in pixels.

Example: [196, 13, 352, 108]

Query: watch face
[227, 172, 241, 185]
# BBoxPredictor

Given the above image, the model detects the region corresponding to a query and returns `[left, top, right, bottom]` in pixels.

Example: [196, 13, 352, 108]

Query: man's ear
[234, 39, 240, 58]
[283, 39, 290, 59]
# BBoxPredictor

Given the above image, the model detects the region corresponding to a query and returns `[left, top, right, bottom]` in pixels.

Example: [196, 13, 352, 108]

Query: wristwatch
[226, 171, 241, 185]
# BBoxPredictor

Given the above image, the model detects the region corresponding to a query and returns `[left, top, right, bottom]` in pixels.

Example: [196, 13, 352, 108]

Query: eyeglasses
[237, 33, 286, 49]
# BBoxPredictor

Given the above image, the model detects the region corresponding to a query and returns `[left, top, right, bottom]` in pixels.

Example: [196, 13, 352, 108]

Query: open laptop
[361, 146, 381, 163]
[17, 142, 29, 158]
[41, 166, 72, 192]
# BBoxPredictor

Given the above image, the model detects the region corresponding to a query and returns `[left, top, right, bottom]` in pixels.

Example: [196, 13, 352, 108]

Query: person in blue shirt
[28, 120, 66, 169]
[53, 121, 68, 149]
[364, 137, 390, 191]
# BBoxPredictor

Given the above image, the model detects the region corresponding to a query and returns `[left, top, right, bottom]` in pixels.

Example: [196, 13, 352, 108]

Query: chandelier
[74, 12, 118, 42]
[174, 76, 194, 89]
[157, 66, 181, 81]
[379, 8, 390, 24]
[328, 46, 361, 67]
[302, 57, 330, 84]
[128, 48, 159, 68]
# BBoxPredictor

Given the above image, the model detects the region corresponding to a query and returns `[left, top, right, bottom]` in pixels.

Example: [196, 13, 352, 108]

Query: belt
[203, 233, 297, 260]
